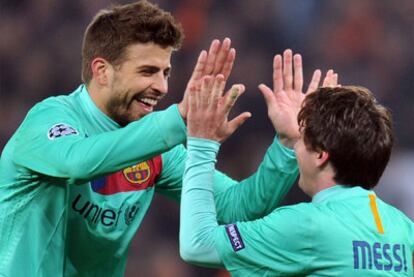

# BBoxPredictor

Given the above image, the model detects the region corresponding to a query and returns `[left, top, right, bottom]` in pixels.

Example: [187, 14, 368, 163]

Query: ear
[315, 150, 329, 168]
[91, 57, 111, 86]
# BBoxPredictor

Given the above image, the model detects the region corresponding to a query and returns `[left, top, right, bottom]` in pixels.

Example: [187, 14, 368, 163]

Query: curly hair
[297, 86, 394, 189]
[81, 0, 184, 83]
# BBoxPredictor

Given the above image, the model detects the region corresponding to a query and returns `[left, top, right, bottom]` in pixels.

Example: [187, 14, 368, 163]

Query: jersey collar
[78, 84, 121, 132]
[312, 185, 375, 204]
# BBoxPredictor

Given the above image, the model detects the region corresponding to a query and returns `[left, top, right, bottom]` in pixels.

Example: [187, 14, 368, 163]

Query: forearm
[215, 136, 298, 223]
[180, 137, 224, 267]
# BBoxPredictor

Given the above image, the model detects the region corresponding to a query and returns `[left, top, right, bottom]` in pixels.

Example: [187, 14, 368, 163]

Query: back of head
[298, 86, 394, 189]
[81, 0, 184, 84]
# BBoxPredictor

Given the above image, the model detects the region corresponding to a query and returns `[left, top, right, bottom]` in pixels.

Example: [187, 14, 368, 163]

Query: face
[294, 134, 319, 196]
[104, 42, 173, 126]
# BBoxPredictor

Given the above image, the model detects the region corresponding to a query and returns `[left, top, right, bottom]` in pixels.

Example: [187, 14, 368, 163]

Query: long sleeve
[158, 136, 298, 223]
[214, 137, 298, 223]
[179, 137, 224, 267]
[11, 103, 186, 183]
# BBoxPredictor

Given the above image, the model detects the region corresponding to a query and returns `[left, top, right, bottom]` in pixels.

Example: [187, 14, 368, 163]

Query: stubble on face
[105, 77, 134, 126]
[102, 43, 173, 126]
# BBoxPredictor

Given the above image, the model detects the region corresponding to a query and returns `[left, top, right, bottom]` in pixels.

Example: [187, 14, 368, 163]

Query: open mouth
[139, 97, 158, 106]
[135, 97, 159, 112]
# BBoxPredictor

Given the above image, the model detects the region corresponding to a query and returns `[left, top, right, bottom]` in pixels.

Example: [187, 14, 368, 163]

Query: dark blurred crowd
[1, 0, 413, 276]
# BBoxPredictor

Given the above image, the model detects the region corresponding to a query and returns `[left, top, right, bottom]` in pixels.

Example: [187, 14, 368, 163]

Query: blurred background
[1, 0, 413, 276]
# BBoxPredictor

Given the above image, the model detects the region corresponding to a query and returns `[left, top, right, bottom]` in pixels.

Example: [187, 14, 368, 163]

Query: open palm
[179, 38, 235, 119]
[259, 49, 338, 148]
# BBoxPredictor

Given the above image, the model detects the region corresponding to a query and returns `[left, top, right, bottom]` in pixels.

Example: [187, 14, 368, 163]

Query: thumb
[227, 112, 252, 135]
[258, 84, 275, 107]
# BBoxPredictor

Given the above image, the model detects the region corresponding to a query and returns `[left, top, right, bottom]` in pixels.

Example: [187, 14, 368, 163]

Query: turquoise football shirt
[181, 137, 414, 276]
[0, 85, 299, 276]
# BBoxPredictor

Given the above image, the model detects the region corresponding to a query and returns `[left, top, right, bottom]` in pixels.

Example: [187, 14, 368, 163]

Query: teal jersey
[181, 138, 414, 277]
[0, 85, 299, 276]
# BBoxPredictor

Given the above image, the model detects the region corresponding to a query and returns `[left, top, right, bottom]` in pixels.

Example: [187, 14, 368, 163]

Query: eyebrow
[136, 65, 171, 71]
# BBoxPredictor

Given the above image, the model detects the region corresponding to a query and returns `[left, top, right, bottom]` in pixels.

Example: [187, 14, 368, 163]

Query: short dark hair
[81, 0, 184, 83]
[298, 86, 394, 189]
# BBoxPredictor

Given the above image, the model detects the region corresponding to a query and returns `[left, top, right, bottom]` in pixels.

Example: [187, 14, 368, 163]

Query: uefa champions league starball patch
[47, 123, 78, 140]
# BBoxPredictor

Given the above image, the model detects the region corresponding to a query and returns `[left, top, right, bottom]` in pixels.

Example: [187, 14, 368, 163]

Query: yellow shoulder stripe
[369, 194, 384, 234]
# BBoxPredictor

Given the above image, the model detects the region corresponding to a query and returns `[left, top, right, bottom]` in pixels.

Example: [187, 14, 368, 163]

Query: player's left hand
[187, 75, 251, 142]
[258, 49, 339, 148]
[179, 38, 236, 120]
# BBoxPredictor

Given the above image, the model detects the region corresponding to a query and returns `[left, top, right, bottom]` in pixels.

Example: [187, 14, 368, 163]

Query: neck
[312, 177, 336, 196]
[306, 164, 337, 197]
[86, 81, 108, 116]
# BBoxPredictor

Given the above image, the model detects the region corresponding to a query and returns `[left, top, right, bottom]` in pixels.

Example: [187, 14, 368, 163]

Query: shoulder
[30, 93, 79, 116]
[377, 197, 413, 223]
[377, 197, 414, 234]
[272, 202, 316, 219]
[264, 203, 317, 230]
[13, 92, 84, 143]
[229, 202, 317, 239]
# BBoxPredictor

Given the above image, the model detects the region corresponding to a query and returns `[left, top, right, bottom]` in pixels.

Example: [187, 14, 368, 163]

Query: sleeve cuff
[156, 104, 187, 148]
[187, 136, 221, 152]
[268, 136, 298, 173]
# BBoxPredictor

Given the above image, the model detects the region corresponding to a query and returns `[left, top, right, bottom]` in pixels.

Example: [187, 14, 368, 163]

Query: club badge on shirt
[91, 156, 162, 195]
[123, 161, 151, 184]
[48, 123, 78, 140]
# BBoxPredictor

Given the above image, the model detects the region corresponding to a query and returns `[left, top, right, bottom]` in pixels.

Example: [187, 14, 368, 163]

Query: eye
[140, 69, 157, 76]
[164, 69, 171, 78]
[138, 66, 159, 76]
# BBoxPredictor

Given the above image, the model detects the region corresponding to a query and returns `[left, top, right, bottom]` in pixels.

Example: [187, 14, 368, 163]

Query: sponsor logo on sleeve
[47, 123, 78, 140]
[225, 223, 245, 252]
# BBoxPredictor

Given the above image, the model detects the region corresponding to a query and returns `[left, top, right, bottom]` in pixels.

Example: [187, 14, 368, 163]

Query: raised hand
[322, 69, 340, 88]
[258, 49, 340, 148]
[187, 75, 251, 142]
[179, 38, 236, 119]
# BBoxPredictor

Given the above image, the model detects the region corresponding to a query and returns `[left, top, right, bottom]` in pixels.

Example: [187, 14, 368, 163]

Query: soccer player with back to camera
[0, 1, 330, 276]
[180, 50, 414, 276]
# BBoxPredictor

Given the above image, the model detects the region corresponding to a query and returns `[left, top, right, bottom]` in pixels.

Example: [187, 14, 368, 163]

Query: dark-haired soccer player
[180, 53, 414, 276]
[0, 2, 325, 276]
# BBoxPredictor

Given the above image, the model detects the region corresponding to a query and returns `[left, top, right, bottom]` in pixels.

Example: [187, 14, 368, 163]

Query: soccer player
[0, 1, 321, 276]
[180, 53, 414, 275]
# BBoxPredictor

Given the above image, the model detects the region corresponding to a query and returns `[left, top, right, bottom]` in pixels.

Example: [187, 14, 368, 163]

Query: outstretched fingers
[204, 39, 221, 76]
[322, 69, 339, 87]
[258, 83, 276, 109]
[293, 54, 303, 92]
[220, 48, 236, 80]
[199, 76, 214, 109]
[273, 54, 283, 93]
[212, 38, 232, 77]
[283, 49, 293, 91]
[223, 84, 245, 114]
[210, 74, 226, 107]
[223, 84, 250, 136]
[306, 69, 322, 94]
[227, 111, 252, 135]
[189, 50, 208, 85]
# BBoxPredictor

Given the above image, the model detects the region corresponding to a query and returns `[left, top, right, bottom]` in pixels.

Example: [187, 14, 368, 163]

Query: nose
[152, 73, 168, 94]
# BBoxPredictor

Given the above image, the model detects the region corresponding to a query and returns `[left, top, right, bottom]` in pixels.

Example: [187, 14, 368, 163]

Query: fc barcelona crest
[123, 161, 151, 184]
